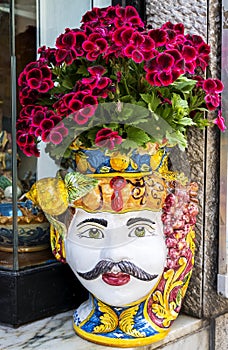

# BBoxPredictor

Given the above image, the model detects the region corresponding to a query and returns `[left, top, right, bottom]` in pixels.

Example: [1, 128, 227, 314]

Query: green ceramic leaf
[64, 172, 98, 203]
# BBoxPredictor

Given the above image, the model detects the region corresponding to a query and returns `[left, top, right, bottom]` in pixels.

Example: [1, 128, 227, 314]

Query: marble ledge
[0, 312, 207, 350]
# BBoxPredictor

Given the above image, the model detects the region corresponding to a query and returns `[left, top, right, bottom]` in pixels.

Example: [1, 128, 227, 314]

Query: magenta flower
[18, 105, 38, 123]
[114, 5, 144, 29]
[145, 52, 181, 86]
[19, 86, 39, 106]
[54, 90, 98, 125]
[45, 122, 69, 144]
[203, 78, 224, 94]
[214, 110, 226, 132]
[183, 34, 210, 72]
[82, 33, 108, 61]
[53, 92, 77, 117]
[73, 107, 96, 125]
[82, 66, 111, 89]
[16, 125, 39, 157]
[38, 46, 57, 65]
[123, 32, 155, 63]
[25, 63, 53, 92]
[148, 29, 167, 48]
[81, 7, 112, 30]
[165, 49, 185, 73]
[18, 61, 54, 97]
[205, 93, 221, 110]
[17, 104, 65, 150]
[95, 128, 122, 150]
[80, 66, 113, 99]
[55, 29, 87, 64]
[68, 92, 97, 115]
[162, 22, 185, 35]
[196, 43, 210, 71]
[185, 34, 210, 71]
[202, 78, 224, 111]
[81, 7, 102, 25]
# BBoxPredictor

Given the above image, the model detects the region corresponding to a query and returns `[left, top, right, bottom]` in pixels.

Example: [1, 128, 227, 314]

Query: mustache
[77, 260, 158, 281]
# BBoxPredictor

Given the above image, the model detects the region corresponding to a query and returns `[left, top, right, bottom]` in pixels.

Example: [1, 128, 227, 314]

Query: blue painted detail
[131, 151, 151, 170]
[76, 296, 158, 339]
[73, 310, 81, 326]
[83, 150, 110, 173]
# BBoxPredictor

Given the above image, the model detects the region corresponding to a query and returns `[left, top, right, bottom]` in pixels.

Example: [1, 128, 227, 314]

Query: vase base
[72, 296, 170, 348]
[73, 322, 169, 348]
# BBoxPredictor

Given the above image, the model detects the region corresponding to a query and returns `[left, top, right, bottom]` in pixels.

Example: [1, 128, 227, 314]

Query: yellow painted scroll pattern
[93, 301, 118, 334]
[151, 257, 188, 328]
[119, 305, 146, 338]
[92, 301, 146, 338]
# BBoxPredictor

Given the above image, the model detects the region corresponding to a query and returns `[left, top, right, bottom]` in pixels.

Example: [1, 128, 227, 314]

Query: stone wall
[146, 0, 228, 319]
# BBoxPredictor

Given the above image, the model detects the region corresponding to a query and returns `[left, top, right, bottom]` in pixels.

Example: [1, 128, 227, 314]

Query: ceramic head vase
[16, 4, 224, 348]
[26, 142, 198, 348]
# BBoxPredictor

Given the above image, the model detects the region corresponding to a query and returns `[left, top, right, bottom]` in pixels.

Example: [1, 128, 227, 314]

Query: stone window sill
[0, 311, 207, 350]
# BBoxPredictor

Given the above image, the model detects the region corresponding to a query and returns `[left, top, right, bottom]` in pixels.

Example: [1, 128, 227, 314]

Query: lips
[102, 272, 130, 286]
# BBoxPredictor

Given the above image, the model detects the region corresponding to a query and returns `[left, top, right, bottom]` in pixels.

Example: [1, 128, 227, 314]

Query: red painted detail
[110, 176, 127, 212]
[102, 272, 130, 286]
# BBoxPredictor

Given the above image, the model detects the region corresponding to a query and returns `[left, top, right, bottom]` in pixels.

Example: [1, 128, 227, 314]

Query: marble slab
[0, 312, 206, 350]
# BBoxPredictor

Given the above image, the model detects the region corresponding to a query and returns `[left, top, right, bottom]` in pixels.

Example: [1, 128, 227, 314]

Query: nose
[100, 245, 132, 262]
[100, 227, 135, 262]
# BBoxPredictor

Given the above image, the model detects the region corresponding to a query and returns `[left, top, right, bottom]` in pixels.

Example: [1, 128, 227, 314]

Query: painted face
[65, 208, 167, 307]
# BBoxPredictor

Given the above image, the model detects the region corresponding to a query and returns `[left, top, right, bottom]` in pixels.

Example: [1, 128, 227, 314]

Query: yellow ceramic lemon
[26, 178, 68, 216]
[110, 153, 130, 172]
[75, 152, 95, 173]
[150, 150, 164, 171]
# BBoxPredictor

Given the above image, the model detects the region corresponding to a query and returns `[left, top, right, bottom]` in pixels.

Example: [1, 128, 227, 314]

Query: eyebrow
[77, 218, 108, 227]
[126, 218, 156, 226]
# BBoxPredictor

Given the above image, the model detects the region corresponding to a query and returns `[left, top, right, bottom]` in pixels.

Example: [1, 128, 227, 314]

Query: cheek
[133, 237, 167, 271]
[65, 238, 101, 271]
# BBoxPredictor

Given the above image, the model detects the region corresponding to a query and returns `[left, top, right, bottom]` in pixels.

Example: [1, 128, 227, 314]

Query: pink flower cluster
[196, 76, 224, 110]
[144, 22, 211, 86]
[16, 105, 68, 156]
[161, 183, 199, 270]
[16, 4, 225, 157]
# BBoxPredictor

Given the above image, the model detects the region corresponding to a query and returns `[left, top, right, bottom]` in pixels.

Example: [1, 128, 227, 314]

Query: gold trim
[0, 244, 49, 253]
[74, 323, 169, 347]
[74, 206, 162, 214]
[85, 171, 152, 178]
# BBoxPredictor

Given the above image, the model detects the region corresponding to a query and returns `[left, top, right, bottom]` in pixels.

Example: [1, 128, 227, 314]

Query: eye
[128, 223, 156, 238]
[79, 227, 104, 239]
[133, 226, 146, 237]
